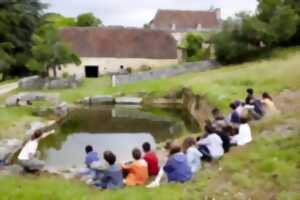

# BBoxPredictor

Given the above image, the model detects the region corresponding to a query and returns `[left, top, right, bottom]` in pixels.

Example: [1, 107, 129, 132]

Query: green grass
[0, 78, 18, 86]
[1, 47, 300, 199]
[0, 107, 44, 139]
[106, 48, 300, 110]
[0, 172, 211, 200]
[1, 117, 299, 200]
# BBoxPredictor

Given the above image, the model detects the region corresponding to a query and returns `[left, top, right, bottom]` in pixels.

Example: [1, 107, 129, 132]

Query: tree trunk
[53, 66, 57, 78]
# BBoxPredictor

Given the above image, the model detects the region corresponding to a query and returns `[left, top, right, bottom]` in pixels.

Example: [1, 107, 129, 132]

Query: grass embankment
[1, 112, 299, 200]
[0, 48, 300, 199]
[11, 48, 300, 109]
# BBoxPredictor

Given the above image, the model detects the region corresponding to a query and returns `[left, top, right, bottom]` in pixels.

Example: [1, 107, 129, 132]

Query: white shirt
[18, 140, 38, 160]
[186, 146, 203, 173]
[197, 134, 224, 159]
[231, 123, 252, 146]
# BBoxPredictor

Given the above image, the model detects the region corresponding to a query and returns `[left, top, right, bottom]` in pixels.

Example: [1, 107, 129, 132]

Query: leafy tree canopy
[0, 0, 46, 79]
[27, 20, 81, 77]
[76, 12, 102, 27]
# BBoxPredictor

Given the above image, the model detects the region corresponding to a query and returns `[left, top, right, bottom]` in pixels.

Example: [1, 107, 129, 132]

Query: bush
[213, 30, 262, 64]
[126, 67, 132, 73]
[62, 72, 69, 79]
[213, 1, 300, 64]
[180, 33, 211, 62]
[140, 65, 151, 71]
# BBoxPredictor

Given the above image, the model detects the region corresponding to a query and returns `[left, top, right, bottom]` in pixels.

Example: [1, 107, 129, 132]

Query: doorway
[85, 66, 99, 78]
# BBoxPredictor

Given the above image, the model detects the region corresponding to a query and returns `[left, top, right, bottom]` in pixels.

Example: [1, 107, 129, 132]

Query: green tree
[0, 0, 46, 79]
[76, 13, 102, 27]
[0, 43, 15, 81]
[269, 5, 299, 44]
[180, 33, 210, 62]
[214, 0, 299, 64]
[45, 13, 76, 29]
[27, 22, 81, 77]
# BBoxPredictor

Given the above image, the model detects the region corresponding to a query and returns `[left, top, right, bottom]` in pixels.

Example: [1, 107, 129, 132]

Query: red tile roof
[151, 9, 221, 31]
[60, 27, 177, 59]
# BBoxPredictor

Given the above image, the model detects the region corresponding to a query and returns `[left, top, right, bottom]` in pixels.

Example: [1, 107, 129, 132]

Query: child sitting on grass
[163, 145, 192, 183]
[231, 117, 252, 146]
[197, 125, 224, 161]
[95, 151, 124, 189]
[122, 148, 149, 186]
[142, 142, 159, 177]
[182, 137, 203, 174]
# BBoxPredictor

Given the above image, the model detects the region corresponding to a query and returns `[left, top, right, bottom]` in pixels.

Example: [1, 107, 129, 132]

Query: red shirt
[143, 151, 159, 176]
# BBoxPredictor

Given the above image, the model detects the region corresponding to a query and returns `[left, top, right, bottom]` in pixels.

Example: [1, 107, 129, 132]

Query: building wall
[52, 57, 178, 77]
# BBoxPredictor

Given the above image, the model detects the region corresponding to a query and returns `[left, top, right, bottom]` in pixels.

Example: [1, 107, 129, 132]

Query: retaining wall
[112, 60, 219, 86]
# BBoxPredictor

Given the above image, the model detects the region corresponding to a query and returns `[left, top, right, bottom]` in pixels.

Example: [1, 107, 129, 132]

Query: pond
[38, 105, 199, 168]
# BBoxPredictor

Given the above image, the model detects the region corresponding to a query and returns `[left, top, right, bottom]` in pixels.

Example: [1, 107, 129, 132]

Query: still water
[39, 105, 199, 168]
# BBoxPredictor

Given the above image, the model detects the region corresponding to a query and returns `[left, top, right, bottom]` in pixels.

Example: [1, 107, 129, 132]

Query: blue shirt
[164, 152, 193, 183]
[230, 111, 240, 124]
[85, 151, 100, 168]
[99, 164, 124, 189]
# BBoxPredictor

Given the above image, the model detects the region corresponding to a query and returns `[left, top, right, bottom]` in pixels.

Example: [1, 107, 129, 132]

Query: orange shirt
[122, 159, 149, 186]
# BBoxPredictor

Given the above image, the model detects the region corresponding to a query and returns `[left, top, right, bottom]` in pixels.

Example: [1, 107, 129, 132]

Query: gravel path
[0, 82, 18, 96]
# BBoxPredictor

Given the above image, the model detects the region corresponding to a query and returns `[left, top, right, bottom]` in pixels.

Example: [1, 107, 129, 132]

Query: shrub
[180, 33, 211, 62]
[62, 72, 69, 79]
[140, 65, 151, 71]
[126, 67, 132, 73]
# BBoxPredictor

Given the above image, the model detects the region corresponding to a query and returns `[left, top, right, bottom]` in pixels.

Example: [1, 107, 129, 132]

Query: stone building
[150, 9, 222, 44]
[57, 27, 178, 78]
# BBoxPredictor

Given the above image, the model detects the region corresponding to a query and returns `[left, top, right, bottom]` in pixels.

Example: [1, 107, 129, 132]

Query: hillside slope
[0, 48, 300, 199]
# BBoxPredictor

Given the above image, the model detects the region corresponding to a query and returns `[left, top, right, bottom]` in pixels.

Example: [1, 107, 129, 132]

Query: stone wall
[112, 60, 219, 86]
[53, 57, 178, 77]
[18, 75, 84, 90]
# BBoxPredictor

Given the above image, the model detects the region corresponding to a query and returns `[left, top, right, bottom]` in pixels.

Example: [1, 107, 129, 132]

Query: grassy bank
[1, 111, 299, 200]
[0, 47, 299, 199]
[0, 48, 300, 139]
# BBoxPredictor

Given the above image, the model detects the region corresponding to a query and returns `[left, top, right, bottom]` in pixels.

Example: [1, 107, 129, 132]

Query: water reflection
[40, 133, 155, 168]
[39, 105, 199, 168]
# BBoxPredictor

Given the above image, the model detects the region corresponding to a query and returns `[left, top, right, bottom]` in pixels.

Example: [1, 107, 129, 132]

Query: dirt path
[0, 82, 18, 96]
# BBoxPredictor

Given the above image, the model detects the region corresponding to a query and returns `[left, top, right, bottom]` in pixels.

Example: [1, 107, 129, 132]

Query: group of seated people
[17, 88, 278, 189]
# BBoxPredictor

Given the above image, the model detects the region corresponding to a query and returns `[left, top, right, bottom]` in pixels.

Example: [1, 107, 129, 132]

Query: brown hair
[31, 130, 43, 140]
[169, 145, 181, 156]
[132, 148, 142, 160]
[182, 137, 196, 153]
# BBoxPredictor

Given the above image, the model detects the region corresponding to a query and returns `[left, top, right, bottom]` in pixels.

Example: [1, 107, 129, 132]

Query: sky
[41, 0, 258, 27]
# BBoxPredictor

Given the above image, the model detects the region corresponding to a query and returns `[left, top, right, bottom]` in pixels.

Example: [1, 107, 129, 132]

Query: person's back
[18, 139, 38, 161]
[18, 131, 45, 172]
[164, 146, 192, 183]
[231, 119, 252, 146]
[217, 126, 233, 153]
[142, 142, 159, 176]
[123, 160, 148, 186]
[98, 151, 124, 189]
[85, 151, 99, 167]
[143, 151, 159, 176]
[102, 164, 124, 189]
[186, 146, 202, 173]
[217, 132, 231, 153]
[198, 134, 224, 160]
[84, 146, 100, 168]
[122, 148, 149, 186]
[252, 99, 264, 116]
[229, 103, 240, 124]
[182, 137, 202, 174]
[261, 93, 278, 115]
